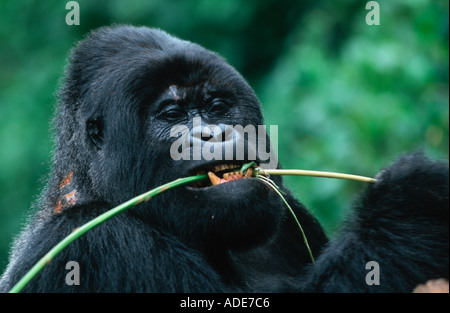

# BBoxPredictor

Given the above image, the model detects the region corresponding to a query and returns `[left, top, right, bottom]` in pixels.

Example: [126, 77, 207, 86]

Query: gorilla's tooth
[208, 171, 221, 186]
[223, 173, 229, 180]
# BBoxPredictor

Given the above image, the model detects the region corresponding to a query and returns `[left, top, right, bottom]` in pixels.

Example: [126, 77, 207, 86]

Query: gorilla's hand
[359, 152, 448, 225]
[299, 152, 448, 292]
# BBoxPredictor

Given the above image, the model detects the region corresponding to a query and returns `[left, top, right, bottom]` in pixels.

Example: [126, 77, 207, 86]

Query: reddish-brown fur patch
[59, 170, 74, 189]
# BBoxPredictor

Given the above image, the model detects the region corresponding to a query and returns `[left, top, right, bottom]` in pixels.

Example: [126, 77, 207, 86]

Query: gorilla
[0, 25, 448, 293]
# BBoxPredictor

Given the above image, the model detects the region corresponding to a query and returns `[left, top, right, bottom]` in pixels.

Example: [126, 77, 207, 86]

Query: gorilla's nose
[191, 123, 235, 143]
[190, 123, 244, 161]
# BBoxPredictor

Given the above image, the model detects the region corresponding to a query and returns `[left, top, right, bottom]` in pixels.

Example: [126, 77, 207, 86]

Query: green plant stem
[256, 175, 315, 264]
[9, 174, 208, 293]
[254, 168, 377, 183]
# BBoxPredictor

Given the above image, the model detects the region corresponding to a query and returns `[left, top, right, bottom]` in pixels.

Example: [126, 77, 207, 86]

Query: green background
[0, 0, 448, 275]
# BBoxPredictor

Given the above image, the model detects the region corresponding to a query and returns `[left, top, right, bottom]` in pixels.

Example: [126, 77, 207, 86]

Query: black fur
[0, 26, 448, 293]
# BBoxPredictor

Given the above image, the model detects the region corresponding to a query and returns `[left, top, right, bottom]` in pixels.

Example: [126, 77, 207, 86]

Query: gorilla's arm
[299, 153, 449, 292]
[0, 205, 227, 293]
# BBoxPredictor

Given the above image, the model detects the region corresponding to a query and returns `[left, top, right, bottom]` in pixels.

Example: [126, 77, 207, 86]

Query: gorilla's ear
[86, 116, 104, 149]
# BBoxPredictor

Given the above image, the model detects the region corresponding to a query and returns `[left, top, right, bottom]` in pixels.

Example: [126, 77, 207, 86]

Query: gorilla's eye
[158, 108, 186, 121]
[86, 117, 104, 149]
[208, 99, 229, 115]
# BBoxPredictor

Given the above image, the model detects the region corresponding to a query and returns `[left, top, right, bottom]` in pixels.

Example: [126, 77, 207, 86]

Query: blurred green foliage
[0, 0, 448, 274]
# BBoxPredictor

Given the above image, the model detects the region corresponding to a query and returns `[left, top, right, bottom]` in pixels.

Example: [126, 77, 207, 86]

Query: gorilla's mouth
[190, 163, 254, 188]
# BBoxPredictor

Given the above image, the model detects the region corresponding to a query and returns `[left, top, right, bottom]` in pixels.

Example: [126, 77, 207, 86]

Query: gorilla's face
[64, 27, 284, 251]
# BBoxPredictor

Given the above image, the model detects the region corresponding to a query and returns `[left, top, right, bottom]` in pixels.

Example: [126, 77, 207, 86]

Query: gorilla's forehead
[137, 51, 235, 87]
[117, 51, 249, 110]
